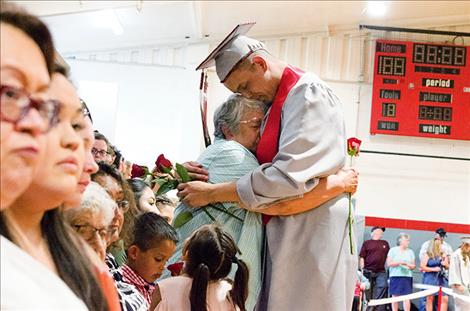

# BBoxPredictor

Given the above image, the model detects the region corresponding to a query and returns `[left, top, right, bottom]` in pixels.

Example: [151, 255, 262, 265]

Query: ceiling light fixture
[366, 1, 388, 17]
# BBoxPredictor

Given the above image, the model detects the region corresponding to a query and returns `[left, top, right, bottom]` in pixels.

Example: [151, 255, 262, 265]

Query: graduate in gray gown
[449, 236, 470, 311]
[178, 23, 357, 311]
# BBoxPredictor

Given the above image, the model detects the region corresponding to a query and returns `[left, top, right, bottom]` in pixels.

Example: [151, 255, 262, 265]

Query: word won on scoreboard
[370, 40, 470, 140]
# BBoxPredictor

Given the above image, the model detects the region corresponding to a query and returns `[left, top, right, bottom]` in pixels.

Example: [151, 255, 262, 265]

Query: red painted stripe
[365, 216, 470, 234]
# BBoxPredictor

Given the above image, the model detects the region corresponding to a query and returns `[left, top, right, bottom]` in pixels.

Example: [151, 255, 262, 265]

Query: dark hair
[0, 3, 55, 75]
[91, 162, 138, 248]
[53, 63, 69, 77]
[107, 144, 116, 158]
[112, 147, 122, 167]
[128, 178, 151, 210]
[131, 212, 178, 251]
[0, 209, 109, 310]
[184, 224, 248, 311]
[94, 131, 109, 145]
[53, 65, 94, 124]
[92, 161, 123, 184]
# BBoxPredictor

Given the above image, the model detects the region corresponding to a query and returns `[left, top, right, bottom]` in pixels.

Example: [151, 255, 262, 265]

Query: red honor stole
[256, 66, 303, 224]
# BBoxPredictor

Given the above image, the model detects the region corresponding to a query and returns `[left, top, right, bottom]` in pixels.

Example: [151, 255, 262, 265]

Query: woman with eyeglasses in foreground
[1, 67, 110, 310]
[0, 4, 58, 210]
[0, 6, 111, 310]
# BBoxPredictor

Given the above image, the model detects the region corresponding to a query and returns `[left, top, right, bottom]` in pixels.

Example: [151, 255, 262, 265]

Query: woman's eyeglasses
[239, 117, 263, 127]
[0, 85, 61, 132]
[73, 224, 110, 240]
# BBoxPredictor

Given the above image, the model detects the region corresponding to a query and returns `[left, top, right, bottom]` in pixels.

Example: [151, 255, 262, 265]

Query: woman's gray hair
[213, 94, 266, 139]
[396, 232, 410, 246]
[64, 182, 116, 226]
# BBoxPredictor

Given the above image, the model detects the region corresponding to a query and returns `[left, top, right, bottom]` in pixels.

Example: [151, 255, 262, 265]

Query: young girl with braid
[150, 224, 249, 311]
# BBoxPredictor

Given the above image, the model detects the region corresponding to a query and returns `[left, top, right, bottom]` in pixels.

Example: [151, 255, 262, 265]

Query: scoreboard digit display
[370, 40, 470, 140]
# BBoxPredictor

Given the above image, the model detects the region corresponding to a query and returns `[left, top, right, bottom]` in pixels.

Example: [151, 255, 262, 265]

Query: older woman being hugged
[170, 94, 359, 310]
[168, 94, 266, 309]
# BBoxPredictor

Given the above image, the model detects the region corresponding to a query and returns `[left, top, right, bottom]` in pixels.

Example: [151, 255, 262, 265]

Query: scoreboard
[370, 40, 470, 140]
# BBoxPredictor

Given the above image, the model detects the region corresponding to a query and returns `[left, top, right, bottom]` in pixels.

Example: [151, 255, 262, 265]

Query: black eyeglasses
[73, 224, 110, 240]
[0, 85, 61, 132]
[91, 148, 109, 157]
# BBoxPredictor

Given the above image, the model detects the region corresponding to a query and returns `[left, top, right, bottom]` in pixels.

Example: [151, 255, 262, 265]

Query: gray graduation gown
[449, 249, 470, 311]
[237, 72, 357, 311]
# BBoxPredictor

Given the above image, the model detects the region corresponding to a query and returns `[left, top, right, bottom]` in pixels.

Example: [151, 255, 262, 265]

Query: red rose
[131, 164, 146, 178]
[155, 154, 172, 173]
[167, 261, 184, 276]
[347, 137, 362, 157]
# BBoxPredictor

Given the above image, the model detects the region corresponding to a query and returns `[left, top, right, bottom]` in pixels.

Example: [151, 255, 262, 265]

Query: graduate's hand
[183, 161, 209, 181]
[177, 181, 214, 207]
[336, 168, 359, 194]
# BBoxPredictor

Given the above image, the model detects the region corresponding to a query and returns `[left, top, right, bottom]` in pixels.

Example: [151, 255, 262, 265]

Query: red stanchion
[437, 286, 442, 310]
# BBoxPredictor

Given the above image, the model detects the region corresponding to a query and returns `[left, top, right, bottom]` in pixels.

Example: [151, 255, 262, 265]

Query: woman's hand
[177, 181, 214, 207]
[182, 161, 209, 181]
[441, 255, 449, 268]
[335, 168, 359, 194]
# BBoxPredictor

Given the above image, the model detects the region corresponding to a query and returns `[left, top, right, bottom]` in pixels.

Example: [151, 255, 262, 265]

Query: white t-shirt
[419, 240, 453, 259]
[1, 236, 88, 310]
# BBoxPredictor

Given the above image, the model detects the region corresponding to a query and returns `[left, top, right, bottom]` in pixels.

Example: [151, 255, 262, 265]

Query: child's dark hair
[184, 224, 249, 311]
[131, 212, 178, 251]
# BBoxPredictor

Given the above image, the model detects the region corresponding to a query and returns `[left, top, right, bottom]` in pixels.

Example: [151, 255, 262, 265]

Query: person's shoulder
[443, 241, 453, 250]
[158, 275, 192, 286]
[287, 70, 342, 110]
[388, 246, 398, 254]
[296, 71, 332, 93]
[200, 139, 255, 162]
[298, 71, 324, 85]
[451, 248, 461, 257]
[421, 240, 431, 247]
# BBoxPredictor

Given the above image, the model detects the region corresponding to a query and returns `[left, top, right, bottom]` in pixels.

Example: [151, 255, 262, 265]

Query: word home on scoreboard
[370, 40, 470, 141]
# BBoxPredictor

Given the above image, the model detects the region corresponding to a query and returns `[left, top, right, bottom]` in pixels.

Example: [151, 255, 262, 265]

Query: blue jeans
[363, 270, 388, 311]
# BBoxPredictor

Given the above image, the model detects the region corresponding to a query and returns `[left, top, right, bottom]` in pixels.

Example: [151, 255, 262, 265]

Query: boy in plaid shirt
[120, 212, 178, 305]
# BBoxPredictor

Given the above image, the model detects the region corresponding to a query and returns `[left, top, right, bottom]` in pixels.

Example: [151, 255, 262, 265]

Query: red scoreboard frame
[370, 39, 470, 141]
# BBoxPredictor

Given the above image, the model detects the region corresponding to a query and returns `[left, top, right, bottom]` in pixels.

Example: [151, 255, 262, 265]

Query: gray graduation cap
[196, 22, 265, 83]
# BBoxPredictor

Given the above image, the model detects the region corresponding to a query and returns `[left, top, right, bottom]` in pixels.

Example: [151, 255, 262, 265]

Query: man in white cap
[449, 236, 470, 311]
[178, 23, 356, 310]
